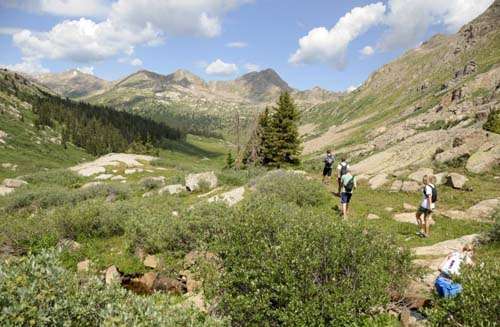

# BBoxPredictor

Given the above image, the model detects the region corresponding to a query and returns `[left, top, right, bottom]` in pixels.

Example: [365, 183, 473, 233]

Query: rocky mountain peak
[167, 69, 205, 87]
[238, 68, 291, 91]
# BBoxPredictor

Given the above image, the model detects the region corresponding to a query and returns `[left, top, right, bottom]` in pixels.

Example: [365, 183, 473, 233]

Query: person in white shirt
[337, 158, 349, 195]
[415, 175, 437, 238]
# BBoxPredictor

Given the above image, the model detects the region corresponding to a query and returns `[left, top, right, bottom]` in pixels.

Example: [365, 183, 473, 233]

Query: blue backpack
[435, 275, 462, 298]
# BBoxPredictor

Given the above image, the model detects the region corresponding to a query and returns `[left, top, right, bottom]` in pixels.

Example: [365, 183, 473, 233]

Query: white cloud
[11, 18, 161, 63]
[289, 2, 386, 68]
[1, 0, 109, 18]
[130, 58, 143, 66]
[244, 63, 260, 72]
[205, 59, 238, 76]
[0, 27, 23, 35]
[380, 0, 494, 50]
[346, 85, 358, 92]
[226, 41, 248, 48]
[76, 66, 94, 75]
[360, 45, 374, 56]
[0, 57, 49, 74]
[109, 0, 249, 38]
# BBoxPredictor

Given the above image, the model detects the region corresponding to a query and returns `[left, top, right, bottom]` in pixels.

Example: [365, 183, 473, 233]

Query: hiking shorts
[323, 167, 333, 176]
[340, 192, 352, 204]
[418, 206, 432, 215]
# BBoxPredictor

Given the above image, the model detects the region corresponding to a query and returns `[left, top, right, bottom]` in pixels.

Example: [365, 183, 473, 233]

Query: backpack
[344, 176, 355, 193]
[423, 185, 438, 202]
[340, 162, 348, 176]
[325, 155, 334, 168]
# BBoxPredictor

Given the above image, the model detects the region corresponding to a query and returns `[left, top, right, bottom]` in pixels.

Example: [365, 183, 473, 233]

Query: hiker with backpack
[415, 174, 437, 238]
[322, 150, 335, 184]
[337, 158, 349, 195]
[340, 167, 356, 218]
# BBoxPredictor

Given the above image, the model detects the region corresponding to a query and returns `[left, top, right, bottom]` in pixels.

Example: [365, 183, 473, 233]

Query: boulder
[181, 292, 207, 313]
[368, 173, 388, 190]
[180, 270, 202, 293]
[408, 168, 433, 182]
[403, 203, 417, 211]
[385, 207, 394, 212]
[390, 180, 403, 192]
[95, 174, 113, 180]
[143, 254, 159, 269]
[185, 172, 218, 192]
[356, 174, 370, 182]
[466, 199, 499, 220]
[153, 276, 185, 294]
[367, 213, 380, 220]
[2, 178, 27, 188]
[447, 173, 468, 189]
[78, 166, 106, 177]
[442, 210, 468, 220]
[124, 168, 143, 175]
[77, 259, 91, 273]
[105, 265, 121, 285]
[134, 272, 158, 291]
[434, 172, 448, 185]
[401, 181, 421, 192]
[0, 186, 14, 196]
[158, 184, 185, 195]
[466, 143, 500, 173]
[413, 234, 479, 256]
[207, 187, 245, 207]
[172, 211, 179, 217]
[110, 175, 126, 181]
[70, 153, 156, 176]
[142, 191, 156, 198]
[57, 239, 81, 252]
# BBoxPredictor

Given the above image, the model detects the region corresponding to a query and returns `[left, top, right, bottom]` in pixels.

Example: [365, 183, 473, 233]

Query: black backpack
[424, 185, 438, 202]
[340, 162, 348, 176]
[344, 176, 355, 193]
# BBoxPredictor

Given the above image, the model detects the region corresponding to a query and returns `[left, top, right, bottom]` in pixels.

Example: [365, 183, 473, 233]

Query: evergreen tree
[269, 92, 301, 165]
[243, 107, 273, 165]
[225, 151, 235, 169]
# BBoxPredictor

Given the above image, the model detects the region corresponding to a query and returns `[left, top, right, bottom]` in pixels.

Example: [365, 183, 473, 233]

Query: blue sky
[0, 0, 493, 91]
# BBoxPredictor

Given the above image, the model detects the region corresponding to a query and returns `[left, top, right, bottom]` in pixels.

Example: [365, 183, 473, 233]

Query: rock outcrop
[185, 172, 218, 192]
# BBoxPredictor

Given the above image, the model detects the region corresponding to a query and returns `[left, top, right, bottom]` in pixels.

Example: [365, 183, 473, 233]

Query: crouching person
[434, 244, 474, 298]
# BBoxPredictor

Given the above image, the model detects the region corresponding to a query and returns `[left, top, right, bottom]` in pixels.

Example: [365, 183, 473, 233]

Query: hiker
[415, 174, 437, 238]
[340, 167, 356, 218]
[322, 150, 335, 184]
[337, 158, 349, 194]
[434, 244, 474, 298]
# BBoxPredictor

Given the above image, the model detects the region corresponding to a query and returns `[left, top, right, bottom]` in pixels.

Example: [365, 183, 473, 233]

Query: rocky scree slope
[302, 0, 500, 177]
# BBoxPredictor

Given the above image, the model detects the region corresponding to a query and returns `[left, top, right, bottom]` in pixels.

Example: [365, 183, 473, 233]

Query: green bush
[217, 166, 267, 186]
[483, 109, 500, 134]
[21, 169, 85, 188]
[426, 258, 500, 326]
[0, 250, 225, 326]
[140, 178, 163, 191]
[209, 197, 412, 325]
[252, 170, 331, 207]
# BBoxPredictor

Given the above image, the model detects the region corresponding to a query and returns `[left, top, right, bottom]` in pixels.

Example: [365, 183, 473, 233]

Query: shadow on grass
[160, 138, 220, 158]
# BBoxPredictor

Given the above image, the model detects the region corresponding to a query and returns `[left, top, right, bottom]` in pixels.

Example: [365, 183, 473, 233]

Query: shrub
[483, 109, 500, 134]
[0, 250, 225, 326]
[426, 259, 500, 326]
[252, 170, 331, 207]
[21, 169, 85, 188]
[140, 178, 163, 191]
[209, 197, 412, 325]
[217, 166, 267, 186]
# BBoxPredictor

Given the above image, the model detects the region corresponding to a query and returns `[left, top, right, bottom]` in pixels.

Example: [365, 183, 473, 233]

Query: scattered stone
[207, 187, 245, 207]
[368, 173, 388, 190]
[95, 174, 113, 180]
[142, 191, 156, 198]
[180, 270, 202, 293]
[2, 178, 27, 188]
[434, 172, 448, 185]
[466, 199, 499, 220]
[137, 272, 158, 291]
[0, 186, 14, 196]
[390, 180, 403, 192]
[57, 239, 81, 252]
[385, 207, 394, 212]
[442, 210, 468, 220]
[110, 175, 126, 181]
[1, 163, 12, 169]
[401, 181, 421, 192]
[408, 168, 433, 182]
[158, 184, 185, 195]
[400, 309, 417, 327]
[447, 173, 468, 189]
[124, 168, 144, 175]
[77, 259, 91, 273]
[413, 234, 479, 256]
[143, 254, 159, 269]
[367, 213, 380, 220]
[172, 211, 179, 217]
[403, 203, 417, 211]
[185, 171, 218, 192]
[153, 276, 185, 294]
[105, 265, 121, 285]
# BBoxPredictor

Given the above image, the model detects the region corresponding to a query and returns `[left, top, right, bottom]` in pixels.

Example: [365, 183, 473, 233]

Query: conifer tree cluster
[243, 92, 301, 166]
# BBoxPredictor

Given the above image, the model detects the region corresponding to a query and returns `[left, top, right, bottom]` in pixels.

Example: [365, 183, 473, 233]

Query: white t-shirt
[439, 251, 473, 276]
[420, 184, 435, 210]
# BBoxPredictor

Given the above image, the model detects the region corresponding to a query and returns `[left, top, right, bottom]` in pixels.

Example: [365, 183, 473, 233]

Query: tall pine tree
[269, 92, 301, 165]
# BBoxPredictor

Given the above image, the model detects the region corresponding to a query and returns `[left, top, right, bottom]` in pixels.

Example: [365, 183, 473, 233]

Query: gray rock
[57, 239, 81, 252]
[466, 199, 499, 220]
[447, 173, 468, 189]
[368, 173, 388, 190]
[401, 181, 421, 192]
[80, 181, 103, 189]
[413, 234, 479, 256]
[390, 180, 403, 192]
[105, 265, 121, 285]
[2, 178, 27, 188]
[367, 213, 380, 220]
[110, 175, 126, 181]
[0, 186, 14, 196]
[207, 187, 245, 207]
[434, 172, 448, 185]
[408, 168, 433, 182]
[185, 171, 218, 192]
[403, 203, 417, 211]
[95, 174, 113, 180]
[77, 259, 91, 273]
[466, 142, 500, 173]
[143, 254, 160, 269]
[158, 184, 185, 195]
